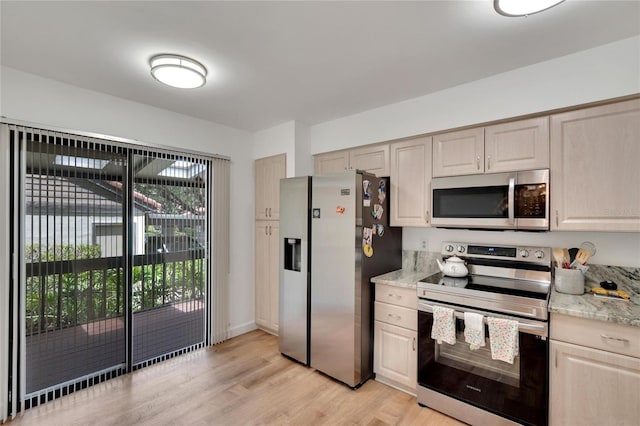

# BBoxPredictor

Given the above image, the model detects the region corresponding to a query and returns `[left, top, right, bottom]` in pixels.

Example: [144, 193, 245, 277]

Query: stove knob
[535, 250, 545, 259]
[445, 244, 454, 252]
[519, 249, 529, 258]
[457, 245, 466, 253]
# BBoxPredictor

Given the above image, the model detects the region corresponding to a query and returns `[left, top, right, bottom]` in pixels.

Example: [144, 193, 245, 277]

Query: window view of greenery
[25, 176, 206, 336]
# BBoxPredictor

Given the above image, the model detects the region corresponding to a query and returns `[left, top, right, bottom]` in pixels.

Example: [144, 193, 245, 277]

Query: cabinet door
[485, 117, 549, 173]
[432, 128, 484, 177]
[390, 137, 432, 227]
[254, 222, 271, 329]
[268, 154, 286, 220]
[374, 320, 417, 392]
[349, 144, 390, 177]
[314, 151, 349, 175]
[550, 340, 640, 426]
[255, 158, 269, 220]
[268, 222, 280, 333]
[550, 99, 640, 231]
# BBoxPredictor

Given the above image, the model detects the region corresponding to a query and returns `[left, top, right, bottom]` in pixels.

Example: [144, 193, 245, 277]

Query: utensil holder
[555, 267, 585, 295]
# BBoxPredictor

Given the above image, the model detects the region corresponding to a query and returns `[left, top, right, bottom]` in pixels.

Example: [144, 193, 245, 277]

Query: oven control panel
[442, 242, 550, 264]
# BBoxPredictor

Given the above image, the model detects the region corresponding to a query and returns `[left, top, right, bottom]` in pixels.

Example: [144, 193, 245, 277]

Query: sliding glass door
[19, 129, 210, 403]
[130, 151, 208, 366]
[24, 136, 127, 396]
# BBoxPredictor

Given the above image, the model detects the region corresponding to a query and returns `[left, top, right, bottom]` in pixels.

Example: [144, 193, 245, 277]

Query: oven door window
[432, 186, 508, 218]
[418, 311, 548, 426]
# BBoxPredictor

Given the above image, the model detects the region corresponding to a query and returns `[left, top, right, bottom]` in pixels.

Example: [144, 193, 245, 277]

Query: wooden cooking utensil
[575, 241, 596, 265]
[552, 247, 565, 268]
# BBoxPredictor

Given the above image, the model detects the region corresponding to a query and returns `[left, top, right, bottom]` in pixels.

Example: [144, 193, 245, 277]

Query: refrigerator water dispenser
[284, 238, 301, 272]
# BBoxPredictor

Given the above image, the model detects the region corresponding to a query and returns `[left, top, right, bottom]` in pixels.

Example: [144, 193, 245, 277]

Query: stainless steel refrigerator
[279, 171, 402, 385]
[279, 176, 312, 365]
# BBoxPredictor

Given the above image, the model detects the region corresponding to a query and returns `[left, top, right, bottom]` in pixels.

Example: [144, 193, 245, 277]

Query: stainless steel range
[417, 242, 551, 426]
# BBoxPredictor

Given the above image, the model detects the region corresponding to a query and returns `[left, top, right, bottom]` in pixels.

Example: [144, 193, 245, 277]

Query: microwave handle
[508, 177, 515, 225]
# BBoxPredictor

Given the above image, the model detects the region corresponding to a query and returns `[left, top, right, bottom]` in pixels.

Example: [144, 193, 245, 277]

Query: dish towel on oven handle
[487, 317, 519, 364]
[430, 306, 456, 345]
[463, 312, 485, 350]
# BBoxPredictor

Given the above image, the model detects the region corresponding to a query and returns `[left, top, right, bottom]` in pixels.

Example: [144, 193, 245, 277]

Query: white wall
[404, 228, 640, 268]
[252, 120, 295, 177]
[310, 36, 640, 153]
[0, 66, 257, 337]
[252, 120, 313, 177]
[308, 36, 640, 268]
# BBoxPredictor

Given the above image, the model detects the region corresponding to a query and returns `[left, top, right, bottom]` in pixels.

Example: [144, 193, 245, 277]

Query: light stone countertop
[549, 265, 640, 327]
[372, 263, 640, 328]
[370, 269, 434, 290]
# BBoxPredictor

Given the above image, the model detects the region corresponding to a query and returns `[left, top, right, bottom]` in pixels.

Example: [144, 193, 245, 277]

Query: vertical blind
[0, 122, 231, 419]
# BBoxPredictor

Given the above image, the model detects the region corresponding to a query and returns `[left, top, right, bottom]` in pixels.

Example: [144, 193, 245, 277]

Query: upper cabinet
[313, 150, 349, 175]
[389, 136, 432, 227]
[314, 143, 390, 177]
[432, 117, 549, 177]
[485, 117, 549, 173]
[551, 99, 640, 232]
[255, 153, 286, 220]
[432, 128, 484, 177]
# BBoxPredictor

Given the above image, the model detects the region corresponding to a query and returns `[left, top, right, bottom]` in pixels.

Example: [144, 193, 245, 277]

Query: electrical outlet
[421, 240, 427, 250]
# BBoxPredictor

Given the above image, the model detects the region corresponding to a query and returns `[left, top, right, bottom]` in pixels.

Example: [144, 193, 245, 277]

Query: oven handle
[418, 301, 547, 336]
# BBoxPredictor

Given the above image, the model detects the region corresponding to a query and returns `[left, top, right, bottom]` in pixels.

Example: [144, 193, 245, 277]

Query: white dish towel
[431, 306, 456, 345]
[487, 317, 520, 364]
[463, 312, 485, 350]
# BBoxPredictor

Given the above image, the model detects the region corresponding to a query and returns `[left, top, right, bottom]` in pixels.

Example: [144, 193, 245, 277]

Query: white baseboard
[229, 321, 258, 338]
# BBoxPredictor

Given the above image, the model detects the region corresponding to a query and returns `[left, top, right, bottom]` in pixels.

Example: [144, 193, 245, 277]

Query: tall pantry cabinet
[254, 154, 286, 334]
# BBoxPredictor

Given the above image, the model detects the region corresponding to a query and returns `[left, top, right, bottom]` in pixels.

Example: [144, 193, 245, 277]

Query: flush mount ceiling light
[149, 54, 207, 89]
[494, 0, 565, 16]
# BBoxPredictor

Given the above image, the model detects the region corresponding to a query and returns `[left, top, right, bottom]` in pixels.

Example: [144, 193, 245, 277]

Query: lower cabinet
[549, 313, 640, 426]
[255, 221, 279, 334]
[550, 340, 640, 426]
[373, 284, 417, 394]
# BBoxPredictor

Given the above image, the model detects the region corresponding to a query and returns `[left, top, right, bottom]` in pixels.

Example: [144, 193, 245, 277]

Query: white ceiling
[1, 1, 639, 132]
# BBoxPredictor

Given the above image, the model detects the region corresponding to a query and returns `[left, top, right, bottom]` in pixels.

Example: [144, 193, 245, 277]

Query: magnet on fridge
[378, 179, 386, 194]
[362, 227, 373, 246]
[372, 204, 384, 220]
[376, 224, 384, 237]
[335, 205, 346, 214]
[363, 180, 371, 199]
[363, 199, 371, 207]
[363, 244, 374, 258]
[378, 191, 386, 203]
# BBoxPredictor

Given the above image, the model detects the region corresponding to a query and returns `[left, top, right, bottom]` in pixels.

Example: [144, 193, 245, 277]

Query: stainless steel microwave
[431, 169, 549, 230]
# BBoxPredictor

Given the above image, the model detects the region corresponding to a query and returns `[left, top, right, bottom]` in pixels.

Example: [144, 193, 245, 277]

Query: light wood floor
[9, 330, 464, 425]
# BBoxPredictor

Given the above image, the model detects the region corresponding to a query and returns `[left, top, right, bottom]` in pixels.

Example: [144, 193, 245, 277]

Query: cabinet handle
[425, 210, 429, 224]
[476, 156, 480, 170]
[265, 226, 268, 235]
[388, 293, 402, 300]
[600, 334, 630, 343]
[265, 208, 268, 217]
[387, 313, 402, 320]
[487, 155, 491, 170]
[269, 226, 272, 236]
[413, 337, 416, 351]
[269, 207, 272, 217]
[554, 349, 557, 368]
[555, 210, 559, 227]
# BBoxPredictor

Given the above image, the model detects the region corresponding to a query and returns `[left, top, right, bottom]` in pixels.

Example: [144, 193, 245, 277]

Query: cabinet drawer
[551, 313, 640, 358]
[375, 283, 417, 309]
[375, 301, 417, 331]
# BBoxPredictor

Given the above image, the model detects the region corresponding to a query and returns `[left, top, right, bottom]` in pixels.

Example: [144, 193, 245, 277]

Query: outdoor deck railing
[25, 249, 206, 335]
